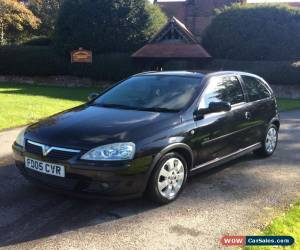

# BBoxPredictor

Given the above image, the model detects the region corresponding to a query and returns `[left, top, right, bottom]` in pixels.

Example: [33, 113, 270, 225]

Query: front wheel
[254, 124, 278, 157]
[146, 152, 187, 204]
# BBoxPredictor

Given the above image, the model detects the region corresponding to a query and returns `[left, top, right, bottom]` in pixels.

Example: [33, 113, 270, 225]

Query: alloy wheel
[265, 127, 278, 154]
[157, 157, 185, 200]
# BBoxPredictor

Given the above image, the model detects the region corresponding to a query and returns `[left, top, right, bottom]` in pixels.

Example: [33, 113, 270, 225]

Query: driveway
[0, 110, 300, 250]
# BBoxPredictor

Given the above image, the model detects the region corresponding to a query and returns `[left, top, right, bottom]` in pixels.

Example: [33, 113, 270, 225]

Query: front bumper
[12, 143, 152, 200]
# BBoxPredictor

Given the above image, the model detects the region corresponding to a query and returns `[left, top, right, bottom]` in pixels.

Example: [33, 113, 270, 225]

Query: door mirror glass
[88, 93, 99, 101]
[194, 101, 231, 120]
[208, 101, 231, 113]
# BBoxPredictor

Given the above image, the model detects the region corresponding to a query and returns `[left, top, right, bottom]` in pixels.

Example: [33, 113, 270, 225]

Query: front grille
[47, 149, 78, 160]
[25, 140, 43, 155]
[25, 140, 80, 161]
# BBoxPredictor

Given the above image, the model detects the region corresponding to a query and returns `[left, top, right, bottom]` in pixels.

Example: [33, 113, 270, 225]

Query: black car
[13, 71, 280, 204]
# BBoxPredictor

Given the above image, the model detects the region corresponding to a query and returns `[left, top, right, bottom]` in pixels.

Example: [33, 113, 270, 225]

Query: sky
[248, 0, 300, 2]
[153, 0, 300, 2]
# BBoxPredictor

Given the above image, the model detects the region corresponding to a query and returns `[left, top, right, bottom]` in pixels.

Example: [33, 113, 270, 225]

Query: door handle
[245, 112, 251, 120]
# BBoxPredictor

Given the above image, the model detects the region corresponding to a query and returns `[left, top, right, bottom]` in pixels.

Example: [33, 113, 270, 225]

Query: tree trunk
[0, 19, 4, 45]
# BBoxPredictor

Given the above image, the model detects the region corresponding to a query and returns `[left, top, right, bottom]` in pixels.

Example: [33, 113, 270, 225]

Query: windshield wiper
[139, 107, 179, 113]
[93, 103, 179, 112]
[97, 103, 140, 110]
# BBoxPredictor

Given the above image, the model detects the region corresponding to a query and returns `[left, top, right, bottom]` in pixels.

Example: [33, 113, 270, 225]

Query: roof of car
[135, 71, 206, 78]
[136, 71, 262, 80]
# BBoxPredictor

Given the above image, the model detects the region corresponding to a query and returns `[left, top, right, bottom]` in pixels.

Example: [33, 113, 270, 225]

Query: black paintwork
[13, 71, 280, 199]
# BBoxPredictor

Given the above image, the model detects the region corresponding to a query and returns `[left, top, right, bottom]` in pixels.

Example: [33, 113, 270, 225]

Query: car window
[242, 75, 271, 102]
[199, 76, 245, 109]
[93, 75, 203, 111]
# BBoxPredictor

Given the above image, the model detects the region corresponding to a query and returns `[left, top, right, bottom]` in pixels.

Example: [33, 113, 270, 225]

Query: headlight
[81, 142, 136, 161]
[15, 128, 26, 147]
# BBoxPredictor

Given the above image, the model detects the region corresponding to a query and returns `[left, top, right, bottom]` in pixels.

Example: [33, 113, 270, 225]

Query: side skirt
[189, 143, 262, 175]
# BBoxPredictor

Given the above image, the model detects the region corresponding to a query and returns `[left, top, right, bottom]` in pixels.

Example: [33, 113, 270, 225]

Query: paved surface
[0, 110, 300, 250]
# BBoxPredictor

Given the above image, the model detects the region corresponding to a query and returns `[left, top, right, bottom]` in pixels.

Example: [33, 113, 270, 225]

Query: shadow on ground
[0, 153, 280, 248]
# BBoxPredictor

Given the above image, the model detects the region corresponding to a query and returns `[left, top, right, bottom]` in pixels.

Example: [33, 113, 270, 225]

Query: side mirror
[208, 101, 231, 113]
[194, 101, 231, 120]
[88, 93, 99, 102]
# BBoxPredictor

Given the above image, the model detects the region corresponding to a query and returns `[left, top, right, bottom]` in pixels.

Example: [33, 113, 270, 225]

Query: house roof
[132, 17, 211, 59]
[150, 17, 199, 44]
[132, 44, 211, 59]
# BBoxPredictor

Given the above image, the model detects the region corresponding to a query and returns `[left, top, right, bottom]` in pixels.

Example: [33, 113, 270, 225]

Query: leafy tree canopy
[202, 4, 300, 60]
[0, 0, 40, 44]
[28, 0, 63, 36]
[54, 0, 167, 53]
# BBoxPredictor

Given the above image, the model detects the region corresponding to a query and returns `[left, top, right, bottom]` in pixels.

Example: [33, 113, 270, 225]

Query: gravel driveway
[0, 110, 299, 250]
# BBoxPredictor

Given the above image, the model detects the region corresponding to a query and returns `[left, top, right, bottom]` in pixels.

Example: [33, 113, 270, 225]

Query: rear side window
[242, 76, 271, 102]
[199, 76, 245, 108]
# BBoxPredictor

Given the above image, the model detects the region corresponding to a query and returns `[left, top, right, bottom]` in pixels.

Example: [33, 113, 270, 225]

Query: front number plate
[25, 157, 65, 178]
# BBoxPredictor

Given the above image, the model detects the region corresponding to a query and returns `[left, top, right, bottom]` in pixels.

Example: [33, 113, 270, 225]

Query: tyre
[147, 152, 188, 204]
[254, 124, 278, 157]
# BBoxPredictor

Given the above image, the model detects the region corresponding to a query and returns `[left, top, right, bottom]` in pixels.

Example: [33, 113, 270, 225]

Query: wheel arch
[270, 117, 280, 130]
[149, 143, 194, 175]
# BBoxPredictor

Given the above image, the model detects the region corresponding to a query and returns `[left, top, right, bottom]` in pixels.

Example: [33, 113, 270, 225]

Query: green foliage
[245, 201, 300, 250]
[0, 0, 41, 45]
[0, 45, 67, 75]
[203, 59, 300, 85]
[203, 4, 300, 60]
[28, 0, 63, 36]
[23, 36, 52, 46]
[0, 46, 137, 80]
[277, 99, 300, 112]
[143, 2, 167, 40]
[54, 0, 167, 54]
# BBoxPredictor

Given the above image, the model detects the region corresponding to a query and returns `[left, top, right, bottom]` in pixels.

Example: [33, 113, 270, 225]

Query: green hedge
[22, 37, 53, 46]
[1, 46, 300, 86]
[0, 46, 138, 81]
[203, 60, 300, 85]
[202, 4, 300, 61]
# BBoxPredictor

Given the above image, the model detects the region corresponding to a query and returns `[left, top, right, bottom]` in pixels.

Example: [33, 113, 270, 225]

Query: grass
[277, 98, 300, 112]
[0, 82, 100, 131]
[245, 201, 300, 250]
[0, 82, 300, 131]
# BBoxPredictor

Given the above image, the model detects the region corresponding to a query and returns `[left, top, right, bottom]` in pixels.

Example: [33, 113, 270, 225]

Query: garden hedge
[202, 4, 300, 61]
[203, 59, 300, 86]
[0, 46, 138, 81]
[1, 46, 300, 86]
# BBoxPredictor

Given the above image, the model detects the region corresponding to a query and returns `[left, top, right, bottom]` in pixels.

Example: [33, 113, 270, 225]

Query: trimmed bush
[202, 59, 300, 85]
[202, 4, 300, 60]
[0, 46, 67, 76]
[0, 46, 138, 81]
[23, 36, 52, 46]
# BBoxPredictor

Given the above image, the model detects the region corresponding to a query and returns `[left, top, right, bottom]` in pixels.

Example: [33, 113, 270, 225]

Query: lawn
[0, 82, 300, 131]
[277, 98, 300, 112]
[0, 82, 100, 131]
[245, 201, 300, 250]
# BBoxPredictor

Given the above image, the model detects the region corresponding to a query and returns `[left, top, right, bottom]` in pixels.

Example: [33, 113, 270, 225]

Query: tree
[202, 4, 300, 60]
[54, 0, 167, 53]
[0, 0, 40, 45]
[28, 0, 63, 36]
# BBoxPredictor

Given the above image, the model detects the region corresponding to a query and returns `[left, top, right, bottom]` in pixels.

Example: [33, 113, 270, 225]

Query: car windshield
[93, 75, 203, 112]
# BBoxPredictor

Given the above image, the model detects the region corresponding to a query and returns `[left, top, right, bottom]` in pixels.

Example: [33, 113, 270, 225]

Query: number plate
[25, 157, 65, 178]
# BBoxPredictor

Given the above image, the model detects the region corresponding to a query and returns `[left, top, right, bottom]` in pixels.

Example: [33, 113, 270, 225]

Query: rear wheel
[254, 124, 278, 157]
[147, 152, 187, 204]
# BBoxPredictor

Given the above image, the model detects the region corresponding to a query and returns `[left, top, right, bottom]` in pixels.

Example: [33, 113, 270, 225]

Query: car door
[192, 74, 250, 167]
[240, 75, 276, 144]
